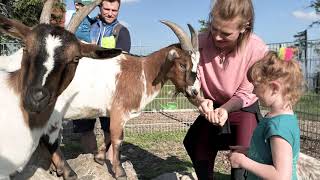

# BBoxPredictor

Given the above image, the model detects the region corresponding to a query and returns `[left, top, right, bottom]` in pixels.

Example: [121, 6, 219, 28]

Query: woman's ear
[240, 22, 250, 33]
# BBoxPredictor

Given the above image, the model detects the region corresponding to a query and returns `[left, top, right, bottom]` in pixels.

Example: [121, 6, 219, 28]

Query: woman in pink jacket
[184, 0, 268, 179]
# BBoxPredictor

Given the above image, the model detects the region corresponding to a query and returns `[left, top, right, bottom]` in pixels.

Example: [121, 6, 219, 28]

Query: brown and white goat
[45, 20, 200, 179]
[0, 2, 121, 179]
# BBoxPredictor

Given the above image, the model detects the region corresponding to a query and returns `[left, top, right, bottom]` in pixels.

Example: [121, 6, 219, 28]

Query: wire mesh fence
[1, 40, 320, 159]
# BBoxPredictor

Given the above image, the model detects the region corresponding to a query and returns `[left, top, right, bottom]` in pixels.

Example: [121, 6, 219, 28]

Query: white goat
[0, 7, 121, 180]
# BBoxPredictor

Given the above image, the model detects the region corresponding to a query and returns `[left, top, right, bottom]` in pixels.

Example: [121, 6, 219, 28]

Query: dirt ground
[61, 111, 320, 179]
[61, 111, 232, 179]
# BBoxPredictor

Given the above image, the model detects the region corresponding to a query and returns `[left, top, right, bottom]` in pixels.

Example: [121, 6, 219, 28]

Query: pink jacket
[198, 32, 268, 108]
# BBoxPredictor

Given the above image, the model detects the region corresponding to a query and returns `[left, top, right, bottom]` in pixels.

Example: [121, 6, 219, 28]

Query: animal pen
[1, 40, 320, 161]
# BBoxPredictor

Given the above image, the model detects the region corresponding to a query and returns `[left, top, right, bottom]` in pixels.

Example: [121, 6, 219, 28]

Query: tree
[198, 19, 209, 32]
[0, 0, 65, 49]
[12, 0, 44, 26]
[310, 0, 320, 27]
[1, 0, 65, 27]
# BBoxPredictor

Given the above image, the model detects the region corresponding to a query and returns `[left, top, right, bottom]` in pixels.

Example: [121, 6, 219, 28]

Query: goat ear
[0, 15, 31, 40]
[79, 42, 122, 59]
[152, 49, 179, 85]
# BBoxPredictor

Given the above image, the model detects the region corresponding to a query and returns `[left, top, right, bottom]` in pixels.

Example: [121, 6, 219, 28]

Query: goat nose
[32, 88, 49, 102]
[191, 89, 198, 96]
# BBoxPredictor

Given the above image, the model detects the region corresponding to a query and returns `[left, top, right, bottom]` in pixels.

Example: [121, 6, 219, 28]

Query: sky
[65, 0, 320, 53]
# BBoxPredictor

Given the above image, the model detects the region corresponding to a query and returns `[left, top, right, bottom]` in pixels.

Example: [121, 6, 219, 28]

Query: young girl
[228, 48, 304, 180]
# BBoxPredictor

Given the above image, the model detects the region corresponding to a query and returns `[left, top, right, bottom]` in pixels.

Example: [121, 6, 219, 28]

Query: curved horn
[187, 24, 199, 50]
[160, 20, 193, 52]
[39, 0, 55, 24]
[67, 0, 102, 33]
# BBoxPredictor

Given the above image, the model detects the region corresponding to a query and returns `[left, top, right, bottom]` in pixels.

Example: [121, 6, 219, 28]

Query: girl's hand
[229, 146, 249, 155]
[228, 151, 246, 168]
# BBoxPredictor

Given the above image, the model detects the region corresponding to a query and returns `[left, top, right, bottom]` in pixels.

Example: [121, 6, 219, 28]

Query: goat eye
[72, 56, 80, 63]
[179, 63, 187, 71]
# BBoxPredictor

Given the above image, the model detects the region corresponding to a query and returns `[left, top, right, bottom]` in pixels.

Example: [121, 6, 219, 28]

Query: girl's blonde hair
[248, 51, 304, 106]
[208, 0, 254, 49]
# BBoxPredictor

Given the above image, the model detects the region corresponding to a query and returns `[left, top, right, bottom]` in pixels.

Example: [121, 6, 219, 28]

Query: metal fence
[134, 41, 320, 159]
[1, 40, 320, 159]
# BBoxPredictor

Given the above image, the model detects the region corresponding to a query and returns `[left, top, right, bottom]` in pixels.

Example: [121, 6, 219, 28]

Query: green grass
[123, 131, 193, 179]
[124, 130, 230, 179]
[295, 92, 320, 115]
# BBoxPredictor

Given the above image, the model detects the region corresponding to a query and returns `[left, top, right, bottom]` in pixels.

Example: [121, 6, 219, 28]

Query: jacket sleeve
[116, 26, 131, 53]
[90, 22, 99, 44]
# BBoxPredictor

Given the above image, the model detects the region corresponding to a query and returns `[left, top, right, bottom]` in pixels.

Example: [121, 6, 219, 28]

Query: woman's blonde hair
[248, 51, 305, 106]
[208, 0, 254, 49]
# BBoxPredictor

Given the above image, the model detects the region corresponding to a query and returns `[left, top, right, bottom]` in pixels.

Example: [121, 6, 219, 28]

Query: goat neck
[143, 45, 180, 92]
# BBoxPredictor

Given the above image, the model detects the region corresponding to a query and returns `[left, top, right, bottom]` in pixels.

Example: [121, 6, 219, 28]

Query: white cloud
[292, 10, 320, 21]
[122, 0, 140, 4]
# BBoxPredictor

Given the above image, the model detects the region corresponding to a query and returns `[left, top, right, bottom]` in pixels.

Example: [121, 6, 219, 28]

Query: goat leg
[94, 130, 113, 165]
[94, 145, 106, 165]
[110, 126, 126, 178]
[112, 142, 126, 179]
[41, 137, 77, 180]
[108, 108, 128, 179]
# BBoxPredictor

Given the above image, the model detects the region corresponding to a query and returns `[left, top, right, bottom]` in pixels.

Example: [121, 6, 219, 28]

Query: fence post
[316, 72, 320, 94]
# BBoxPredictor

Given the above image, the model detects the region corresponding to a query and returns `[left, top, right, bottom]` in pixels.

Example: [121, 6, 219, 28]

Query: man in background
[90, 0, 130, 51]
[73, 0, 131, 165]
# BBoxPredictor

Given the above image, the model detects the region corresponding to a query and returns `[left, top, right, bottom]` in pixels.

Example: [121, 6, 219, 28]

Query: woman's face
[210, 17, 245, 50]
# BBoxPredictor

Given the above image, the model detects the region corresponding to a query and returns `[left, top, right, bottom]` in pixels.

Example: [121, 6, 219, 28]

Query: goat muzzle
[24, 87, 50, 113]
[186, 86, 199, 97]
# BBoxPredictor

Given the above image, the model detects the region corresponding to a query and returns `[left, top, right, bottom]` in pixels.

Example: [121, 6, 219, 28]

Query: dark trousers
[183, 102, 260, 180]
[73, 117, 110, 133]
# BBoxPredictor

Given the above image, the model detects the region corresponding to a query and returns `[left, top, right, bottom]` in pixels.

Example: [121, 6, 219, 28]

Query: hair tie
[278, 47, 294, 62]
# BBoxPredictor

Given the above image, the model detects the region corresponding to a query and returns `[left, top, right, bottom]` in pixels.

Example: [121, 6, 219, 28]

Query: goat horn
[160, 20, 193, 52]
[39, 0, 55, 24]
[67, 0, 102, 33]
[187, 24, 199, 51]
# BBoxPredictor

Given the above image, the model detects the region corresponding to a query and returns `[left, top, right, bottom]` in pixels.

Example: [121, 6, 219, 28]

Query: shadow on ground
[61, 139, 230, 180]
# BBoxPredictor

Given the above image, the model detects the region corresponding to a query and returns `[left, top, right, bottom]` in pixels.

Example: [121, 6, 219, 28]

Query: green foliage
[309, 0, 320, 27]
[199, 19, 209, 32]
[12, 0, 43, 26]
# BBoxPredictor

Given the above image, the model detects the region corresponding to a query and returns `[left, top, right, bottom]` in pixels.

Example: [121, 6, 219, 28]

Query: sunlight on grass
[124, 130, 231, 179]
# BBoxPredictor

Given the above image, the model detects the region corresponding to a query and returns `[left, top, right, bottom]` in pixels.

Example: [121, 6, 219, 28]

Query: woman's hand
[206, 107, 228, 126]
[198, 100, 228, 126]
[213, 108, 228, 126]
[198, 99, 213, 115]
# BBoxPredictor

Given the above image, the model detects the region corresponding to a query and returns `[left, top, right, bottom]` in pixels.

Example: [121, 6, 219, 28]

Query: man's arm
[116, 27, 131, 52]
